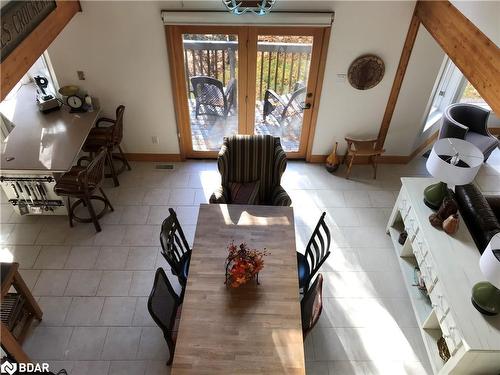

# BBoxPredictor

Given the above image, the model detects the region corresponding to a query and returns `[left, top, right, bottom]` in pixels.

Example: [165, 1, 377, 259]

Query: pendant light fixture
[222, 0, 277, 16]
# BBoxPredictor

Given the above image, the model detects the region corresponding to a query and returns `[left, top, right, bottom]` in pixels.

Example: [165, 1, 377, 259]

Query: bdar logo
[1, 360, 17, 375]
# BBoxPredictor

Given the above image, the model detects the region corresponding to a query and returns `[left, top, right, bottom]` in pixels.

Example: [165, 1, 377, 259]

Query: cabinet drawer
[404, 208, 419, 241]
[419, 262, 435, 293]
[413, 241, 426, 266]
[429, 282, 450, 323]
[423, 251, 439, 285]
[398, 189, 411, 217]
[442, 313, 462, 355]
[413, 230, 429, 258]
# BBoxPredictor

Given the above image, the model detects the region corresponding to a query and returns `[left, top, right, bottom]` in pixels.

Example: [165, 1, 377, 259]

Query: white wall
[384, 27, 444, 155]
[451, 0, 500, 46]
[310, 1, 416, 155]
[46, 1, 453, 157]
[48, 1, 180, 154]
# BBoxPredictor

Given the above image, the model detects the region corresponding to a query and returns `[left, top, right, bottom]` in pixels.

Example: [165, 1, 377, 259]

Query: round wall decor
[347, 55, 385, 90]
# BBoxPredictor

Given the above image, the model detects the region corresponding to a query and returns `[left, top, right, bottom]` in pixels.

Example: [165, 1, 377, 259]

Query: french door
[167, 25, 328, 159]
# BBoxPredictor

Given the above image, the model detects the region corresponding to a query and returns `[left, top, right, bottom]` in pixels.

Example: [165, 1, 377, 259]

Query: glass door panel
[182, 33, 239, 151]
[254, 35, 313, 153]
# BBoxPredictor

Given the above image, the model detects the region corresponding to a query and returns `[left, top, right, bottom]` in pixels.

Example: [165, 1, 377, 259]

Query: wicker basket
[437, 336, 451, 362]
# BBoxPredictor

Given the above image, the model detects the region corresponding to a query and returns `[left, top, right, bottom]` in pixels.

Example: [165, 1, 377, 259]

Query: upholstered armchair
[439, 103, 499, 161]
[210, 135, 291, 206]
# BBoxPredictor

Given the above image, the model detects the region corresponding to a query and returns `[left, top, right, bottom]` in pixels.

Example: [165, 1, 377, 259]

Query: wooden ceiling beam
[416, 0, 500, 115]
[377, 5, 420, 149]
[378, 0, 500, 150]
[1, 1, 81, 101]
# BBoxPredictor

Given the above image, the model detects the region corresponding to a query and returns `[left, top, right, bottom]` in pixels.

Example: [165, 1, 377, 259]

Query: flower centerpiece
[225, 241, 268, 288]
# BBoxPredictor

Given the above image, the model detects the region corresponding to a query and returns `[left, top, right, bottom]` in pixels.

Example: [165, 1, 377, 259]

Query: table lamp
[424, 138, 483, 209]
[472, 233, 500, 315]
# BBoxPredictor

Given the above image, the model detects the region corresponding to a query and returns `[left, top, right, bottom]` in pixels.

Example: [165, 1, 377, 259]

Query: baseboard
[407, 131, 438, 161]
[309, 154, 410, 164]
[308, 154, 329, 163]
[125, 128, 496, 165]
[124, 153, 182, 162]
[310, 131, 440, 165]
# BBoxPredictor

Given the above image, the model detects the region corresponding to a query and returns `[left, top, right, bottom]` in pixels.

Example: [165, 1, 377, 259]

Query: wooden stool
[82, 105, 131, 187]
[54, 148, 113, 232]
[1, 262, 42, 363]
[343, 137, 385, 179]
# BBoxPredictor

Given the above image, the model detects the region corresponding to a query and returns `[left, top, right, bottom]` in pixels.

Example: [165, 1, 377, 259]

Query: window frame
[422, 57, 465, 132]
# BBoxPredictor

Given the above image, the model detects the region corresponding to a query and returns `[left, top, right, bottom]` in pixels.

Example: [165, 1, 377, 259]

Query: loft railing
[182, 40, 312, 101]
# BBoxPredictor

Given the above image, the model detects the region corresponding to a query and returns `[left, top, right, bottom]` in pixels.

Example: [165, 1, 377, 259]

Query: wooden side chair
[343, 137, 385, 179]
[148, 267, 182, 365]
[54, 148, 114, 232]
[82, 105, 131, 187]
[296, 212, 331, 293]
[301, 273, 323, 340]
[160, 208, 192, 301]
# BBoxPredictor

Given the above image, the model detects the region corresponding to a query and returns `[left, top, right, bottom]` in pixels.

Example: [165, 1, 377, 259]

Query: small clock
[67, 95, 84, 112]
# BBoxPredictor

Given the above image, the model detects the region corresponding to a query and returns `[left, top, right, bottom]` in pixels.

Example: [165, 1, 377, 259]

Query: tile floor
[1, 149, 499, 375]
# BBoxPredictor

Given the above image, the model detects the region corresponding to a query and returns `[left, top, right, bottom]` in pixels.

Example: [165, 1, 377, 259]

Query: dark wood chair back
[147, 267, 181, 365]
[111, 105, 125, 144]
[304, 212, 331, 291]
[301, 273, 323, 339]
[160, 208, 192, 287]
[80, 147, 107, 193]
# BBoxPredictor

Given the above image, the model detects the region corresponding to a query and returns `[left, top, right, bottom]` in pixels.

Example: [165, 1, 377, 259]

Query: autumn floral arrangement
[225, 241, 268, 288]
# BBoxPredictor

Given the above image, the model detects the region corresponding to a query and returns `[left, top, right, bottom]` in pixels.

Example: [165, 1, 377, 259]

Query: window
[1, 53, 57, 136]
[422, 58, 464, 132]
[3, 53, 57, 101]
[459, 81, 488, 108]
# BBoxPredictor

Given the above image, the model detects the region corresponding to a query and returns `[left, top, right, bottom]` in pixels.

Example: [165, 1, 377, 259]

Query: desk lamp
[424, 138, 483, 209]
[472, 233, 500, 315]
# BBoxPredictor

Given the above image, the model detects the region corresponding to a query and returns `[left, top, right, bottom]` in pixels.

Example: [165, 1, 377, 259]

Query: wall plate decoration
[347, 54, 385, 90]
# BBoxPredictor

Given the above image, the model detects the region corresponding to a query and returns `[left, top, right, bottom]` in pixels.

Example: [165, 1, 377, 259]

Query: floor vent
[155, 164, 174, 170]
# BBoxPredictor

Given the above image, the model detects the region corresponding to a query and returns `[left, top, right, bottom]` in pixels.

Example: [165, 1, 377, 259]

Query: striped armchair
[210, 135, 291, 206]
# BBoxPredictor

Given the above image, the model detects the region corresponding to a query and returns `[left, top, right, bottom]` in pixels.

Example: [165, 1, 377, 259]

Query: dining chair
[160, 208, 191, 300]
[148, 267, 182, 365]
[54, 147, 114, 232]
[82, 105, 132, 187]
[297, 212, 331, 293]
[301, 273, 323, 340]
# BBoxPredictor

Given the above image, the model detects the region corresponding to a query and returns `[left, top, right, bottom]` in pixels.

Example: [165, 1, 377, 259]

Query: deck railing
[183, 40, 312, 101]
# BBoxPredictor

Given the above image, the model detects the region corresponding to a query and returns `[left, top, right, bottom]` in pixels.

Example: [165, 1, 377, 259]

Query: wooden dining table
[171, 204, 305, 374]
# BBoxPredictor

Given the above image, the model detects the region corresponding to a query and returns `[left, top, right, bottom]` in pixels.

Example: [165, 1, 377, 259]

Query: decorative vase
[423, 181, 448, 209]
[428, 197, 458, 229]
[224, 242, 267, 288]
[443, 214, 459, 235]
[429, 213, 443, 228]
[224, 255, 260, 287]
[398, 231, 408, 245]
